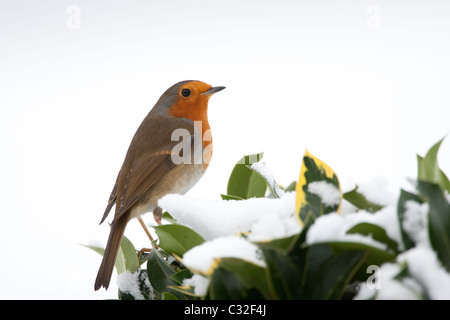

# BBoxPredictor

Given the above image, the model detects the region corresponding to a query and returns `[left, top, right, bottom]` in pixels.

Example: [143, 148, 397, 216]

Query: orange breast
[168, 96, 209, 133]
[168, 95, 213, 169]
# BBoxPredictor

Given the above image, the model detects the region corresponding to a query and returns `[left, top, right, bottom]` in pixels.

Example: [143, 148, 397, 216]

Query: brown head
[155, 80, 225, 139]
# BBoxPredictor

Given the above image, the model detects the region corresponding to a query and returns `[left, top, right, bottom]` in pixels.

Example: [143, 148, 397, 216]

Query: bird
[95, 80, 225, 290]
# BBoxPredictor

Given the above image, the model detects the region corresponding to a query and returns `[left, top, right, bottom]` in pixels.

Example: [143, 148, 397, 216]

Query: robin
[95, 80, 225, 290]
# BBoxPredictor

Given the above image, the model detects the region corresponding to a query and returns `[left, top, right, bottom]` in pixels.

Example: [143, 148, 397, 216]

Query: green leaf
[287, 226, 309, 266]
[227, 152, 267, 199]
[162, 211, 178, 224]
[418, 138, 443, 182]
[170, 268, 193, 285]
[82, 243, 105, 256]
[220, 194, 243, 201]
[216, 258, 273, 299]
[209, 267, 246, 299]
[325, 241, 396, 283]
[147, 242, 181, 299]
[284, 181, 297, 192]
[118, 235, 140, 273]
[303, 244, 367, 300]
[417, 137, 450, 193]
[137, 251, 150, 266]
[440, 171, 450, 194]
[295, 150, 342, 228]
[162, 292, 179, 300]
[249, 162, 284, 199]
[154, 224, 205, 257]
[255, 233, 299, 253]
[82, 234, 139, 274]
[346, 222, 398, 253]
[167, 284, 198, 298]
[397, 189, 423, 250]
[343, 186, 383, 213]
[417, 181, 450, 270]
[261, 247, 303, 299]
[209, 264, 265, 300]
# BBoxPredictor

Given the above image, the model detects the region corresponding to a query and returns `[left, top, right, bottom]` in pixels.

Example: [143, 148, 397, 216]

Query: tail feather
[94, 219, 127, 290]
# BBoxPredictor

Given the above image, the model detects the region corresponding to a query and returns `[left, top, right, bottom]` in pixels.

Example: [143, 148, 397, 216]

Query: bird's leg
[153, 207, 163, 226]
[138, 247, 152, 256]
[137, 216, 155, 242]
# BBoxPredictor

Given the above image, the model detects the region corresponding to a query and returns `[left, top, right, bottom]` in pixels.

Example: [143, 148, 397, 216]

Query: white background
[1, 1, 449, 299]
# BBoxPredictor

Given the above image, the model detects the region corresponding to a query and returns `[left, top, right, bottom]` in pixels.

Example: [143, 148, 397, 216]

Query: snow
[357, 176, 397, 206]
[307, 181, 341, 206]
[157, 163, 299, 288]
[306, 205, 404, 251]
[402, 200, 430, 247]
[371, 206, 404, 250]
[247, 211, 300, 242]
[306, 213, 387, 250]
[340, 199, 358, 215]
[182, 236, 266, 274]
[398, 247, 450, 300]
[117, 270, 153, 300]
[356, 247, 450, 300]
[158, 191, 299, 241]
[352, 196, 450, 300]
[250, 162, 285, 198]
[354, 263, 422, 300]
[182, 274, 210, 296]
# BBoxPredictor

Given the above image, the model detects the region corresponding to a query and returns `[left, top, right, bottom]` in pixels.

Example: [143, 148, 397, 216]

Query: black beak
[201, 86, 226, 96]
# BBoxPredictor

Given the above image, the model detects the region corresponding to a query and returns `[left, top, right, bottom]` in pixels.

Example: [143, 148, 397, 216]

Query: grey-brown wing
[111, 142, 189, 223]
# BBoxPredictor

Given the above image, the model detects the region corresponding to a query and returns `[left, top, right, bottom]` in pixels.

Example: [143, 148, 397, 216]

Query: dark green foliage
[86, 138, 450, 300]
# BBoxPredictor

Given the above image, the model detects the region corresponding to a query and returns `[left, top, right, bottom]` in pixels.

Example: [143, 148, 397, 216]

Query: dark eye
[181, 88, 191, 97]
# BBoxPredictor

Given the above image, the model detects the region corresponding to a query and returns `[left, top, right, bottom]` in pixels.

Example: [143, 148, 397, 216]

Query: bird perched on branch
[95, 80, 225, 290]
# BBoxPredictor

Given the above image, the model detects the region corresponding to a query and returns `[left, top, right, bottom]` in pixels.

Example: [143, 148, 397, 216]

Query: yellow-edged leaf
[295, 150, 342, 227]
